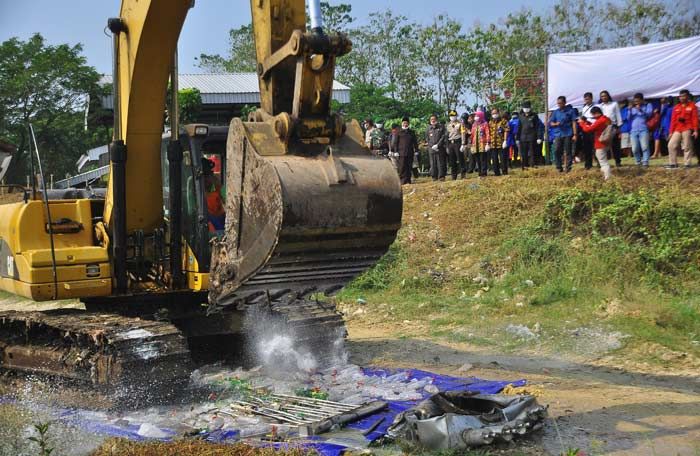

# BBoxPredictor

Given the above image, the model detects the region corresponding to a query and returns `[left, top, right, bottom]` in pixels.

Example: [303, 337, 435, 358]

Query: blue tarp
[5, 368, 526, 456]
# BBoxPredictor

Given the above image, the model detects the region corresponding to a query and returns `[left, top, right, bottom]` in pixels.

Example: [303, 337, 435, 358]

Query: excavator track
[0, 310, 191, 402]
[0, 297, 346, 397]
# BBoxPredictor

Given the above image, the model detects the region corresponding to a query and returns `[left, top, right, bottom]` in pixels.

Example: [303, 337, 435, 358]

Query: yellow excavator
[0, 0, 401, 396]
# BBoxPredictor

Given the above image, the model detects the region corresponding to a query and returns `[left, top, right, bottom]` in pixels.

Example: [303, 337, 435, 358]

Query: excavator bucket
[208, 117, 402, 308]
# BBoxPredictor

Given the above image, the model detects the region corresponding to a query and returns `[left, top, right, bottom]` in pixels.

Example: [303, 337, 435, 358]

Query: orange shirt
[670, 102, 699, 134]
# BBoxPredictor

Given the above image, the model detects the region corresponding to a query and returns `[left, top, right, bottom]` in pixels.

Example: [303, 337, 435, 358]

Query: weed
[27, 421, 53, 456]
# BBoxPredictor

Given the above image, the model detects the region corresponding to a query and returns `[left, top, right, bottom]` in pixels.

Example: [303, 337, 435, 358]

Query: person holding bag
[578, 107, 613, 180]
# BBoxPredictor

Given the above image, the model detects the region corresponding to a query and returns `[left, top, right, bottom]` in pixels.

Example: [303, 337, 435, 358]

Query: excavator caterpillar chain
[0, 310, 191, 404]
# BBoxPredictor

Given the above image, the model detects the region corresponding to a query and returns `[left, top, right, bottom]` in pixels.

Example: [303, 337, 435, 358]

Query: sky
[0, 0, 559, 74]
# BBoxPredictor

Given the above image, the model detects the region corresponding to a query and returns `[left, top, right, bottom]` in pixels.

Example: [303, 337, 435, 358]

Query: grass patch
[339, 168, 700, 366]
[90, 440, 313, 456]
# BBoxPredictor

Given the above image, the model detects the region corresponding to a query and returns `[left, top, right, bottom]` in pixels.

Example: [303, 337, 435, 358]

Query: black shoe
[664, 164, 679, 169]
[439, 177, 445, 181]
[461, 173, 466, 179]
[557, 168, 564, 172]
[684, 164, 693, 169]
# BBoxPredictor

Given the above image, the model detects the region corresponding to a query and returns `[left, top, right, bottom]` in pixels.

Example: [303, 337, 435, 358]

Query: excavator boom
[0, 0, 401, 392]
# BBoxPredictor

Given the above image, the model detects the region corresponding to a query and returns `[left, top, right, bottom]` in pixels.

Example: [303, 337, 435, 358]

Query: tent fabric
[547, 35, 700, 110]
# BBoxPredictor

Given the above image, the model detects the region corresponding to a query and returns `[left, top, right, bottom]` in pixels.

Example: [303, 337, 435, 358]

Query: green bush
[540, 187, 700, 277]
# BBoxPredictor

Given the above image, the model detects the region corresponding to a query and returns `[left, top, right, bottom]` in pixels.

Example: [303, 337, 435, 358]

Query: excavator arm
[105, 0, 402, 305]
[0, 0, 401, 392]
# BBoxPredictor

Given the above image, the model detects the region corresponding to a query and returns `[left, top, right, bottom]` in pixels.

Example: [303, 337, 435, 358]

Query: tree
[419, 15, 469, 110]
[178, 88, 203, 124]
[0, 34, 107, 183]
[319, 2, 354, 33]
[362, 10, 427, 101]
[197, 24, 256, 73]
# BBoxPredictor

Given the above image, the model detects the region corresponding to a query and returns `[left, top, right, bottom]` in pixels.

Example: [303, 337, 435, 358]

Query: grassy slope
[338, 166, 700, 371]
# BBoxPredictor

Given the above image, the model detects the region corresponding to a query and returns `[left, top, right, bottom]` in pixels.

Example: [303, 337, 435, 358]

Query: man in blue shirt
[619, 99, 631, 159]
[629, 92, 653, 166]
[549, 96, 578, 172]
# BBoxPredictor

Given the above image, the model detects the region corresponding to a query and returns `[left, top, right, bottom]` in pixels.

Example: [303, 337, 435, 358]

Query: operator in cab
[203, 158, 225, 232]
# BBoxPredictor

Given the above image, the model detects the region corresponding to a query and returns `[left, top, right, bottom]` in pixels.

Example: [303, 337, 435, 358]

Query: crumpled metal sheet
[387, 391, 547, 448]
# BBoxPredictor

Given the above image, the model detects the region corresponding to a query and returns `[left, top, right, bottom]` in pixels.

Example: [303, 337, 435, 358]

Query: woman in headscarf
[470, 111, 491, 177]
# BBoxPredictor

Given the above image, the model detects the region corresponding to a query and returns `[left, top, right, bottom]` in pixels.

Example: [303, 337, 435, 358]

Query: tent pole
[544, 53, 549, 164]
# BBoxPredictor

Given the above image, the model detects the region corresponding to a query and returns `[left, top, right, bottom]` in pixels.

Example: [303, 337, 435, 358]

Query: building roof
[101, 73, 351, 107]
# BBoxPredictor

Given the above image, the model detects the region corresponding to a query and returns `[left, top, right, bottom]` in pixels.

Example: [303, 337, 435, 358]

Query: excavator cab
[160, 125, 230, 288]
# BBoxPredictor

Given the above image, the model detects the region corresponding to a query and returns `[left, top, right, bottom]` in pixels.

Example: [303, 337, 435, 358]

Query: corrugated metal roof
[101, 73, 350, 106]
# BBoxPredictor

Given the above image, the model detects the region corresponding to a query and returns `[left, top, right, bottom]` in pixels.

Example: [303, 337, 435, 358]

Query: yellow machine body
[0, 199, 111, 300]
[0, 0, 401, 304]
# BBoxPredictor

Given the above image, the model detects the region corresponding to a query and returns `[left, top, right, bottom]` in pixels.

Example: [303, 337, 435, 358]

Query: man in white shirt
[598, 90, 623, 167]
[580, 92, 596, 169]
[364, 119, 375, 149]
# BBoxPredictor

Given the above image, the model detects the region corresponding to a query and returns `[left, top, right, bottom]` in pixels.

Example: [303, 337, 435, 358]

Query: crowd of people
[361, 89, 700, 184]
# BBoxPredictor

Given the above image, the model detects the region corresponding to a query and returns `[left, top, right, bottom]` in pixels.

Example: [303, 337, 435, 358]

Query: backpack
[646, 112, 660, 131]
[599, 123, 613, 145]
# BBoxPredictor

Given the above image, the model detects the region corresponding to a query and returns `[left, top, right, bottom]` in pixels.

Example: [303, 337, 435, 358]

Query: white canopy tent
[547, 36, 700, 110]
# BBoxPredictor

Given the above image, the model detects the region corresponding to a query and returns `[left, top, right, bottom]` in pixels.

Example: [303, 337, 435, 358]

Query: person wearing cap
[507, 111, 520, 163]
[369, 120, 388, 155]
[203, 158, 225, 232]
[488, 107, 510, 175]
[517, 101, 543, 170]
[426, 114, 447, 181]
[470, 111, 490, 177]
[446, 110, 466, 180]
[392, 116, 420, 184]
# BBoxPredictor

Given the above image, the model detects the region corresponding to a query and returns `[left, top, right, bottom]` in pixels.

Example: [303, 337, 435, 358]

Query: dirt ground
[348, 324, 700, 456]
[1, 298, 698, 455]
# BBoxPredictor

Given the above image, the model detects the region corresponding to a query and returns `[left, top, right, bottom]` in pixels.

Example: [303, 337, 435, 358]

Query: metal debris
[387, 391, 547, 448]
[231, 394, 387, 436]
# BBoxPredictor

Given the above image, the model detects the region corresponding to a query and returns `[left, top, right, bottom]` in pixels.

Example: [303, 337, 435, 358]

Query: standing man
[580, 92, 596, 170]
[426, 114, 447, 181]
[666, 89, 699, 169]
[364, 119, 376, 149]
[507, 111, 520, 164]
[629, 92, 653, 167]
[518, 101, 543, 170]
[549, 96, 577, 172]
[387, 123, 400, 170]
[392, 117, 420, 184]
[446, 110, 466, 180]
[369, 120, 388, 155]
[488, 107, 510, 175]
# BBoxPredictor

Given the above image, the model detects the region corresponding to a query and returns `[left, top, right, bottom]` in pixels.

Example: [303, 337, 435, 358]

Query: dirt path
[348, 326, 700, 456]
